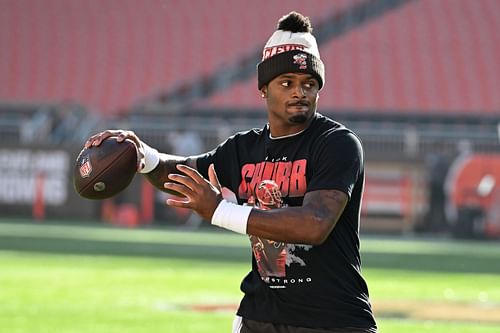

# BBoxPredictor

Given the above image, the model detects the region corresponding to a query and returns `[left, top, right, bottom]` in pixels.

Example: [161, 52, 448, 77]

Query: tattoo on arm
[304, 189, 348, 228]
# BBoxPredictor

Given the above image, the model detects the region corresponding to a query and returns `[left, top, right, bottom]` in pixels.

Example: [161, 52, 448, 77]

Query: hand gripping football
[73, 137, 138, 200]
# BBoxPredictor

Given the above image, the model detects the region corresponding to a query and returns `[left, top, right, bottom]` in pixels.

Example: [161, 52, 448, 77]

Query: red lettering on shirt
[239, 163, 255, 198]
[289, 159, 307, 197]
[238, 159, 307, 199]
[274, 161, 292, 196]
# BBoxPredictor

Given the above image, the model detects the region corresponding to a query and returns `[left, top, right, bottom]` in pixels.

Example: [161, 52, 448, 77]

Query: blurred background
[1, 0, 498, 238]
[0, 1, 500, 332]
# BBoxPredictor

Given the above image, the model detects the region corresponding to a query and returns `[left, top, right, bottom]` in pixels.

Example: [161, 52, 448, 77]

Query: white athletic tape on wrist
[211, 200, 252, 234]
[139, 142, 160, 174]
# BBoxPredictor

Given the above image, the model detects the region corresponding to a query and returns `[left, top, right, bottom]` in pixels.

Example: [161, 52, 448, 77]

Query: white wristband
[211, 200, 252, 234]
[139, 142, 160, 174]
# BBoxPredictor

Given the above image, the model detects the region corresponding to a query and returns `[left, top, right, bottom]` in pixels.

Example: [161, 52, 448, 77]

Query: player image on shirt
[249, 180, 287, 278]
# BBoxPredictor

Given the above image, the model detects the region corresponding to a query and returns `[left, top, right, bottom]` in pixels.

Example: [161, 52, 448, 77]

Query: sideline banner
[0, 145, 98, 220]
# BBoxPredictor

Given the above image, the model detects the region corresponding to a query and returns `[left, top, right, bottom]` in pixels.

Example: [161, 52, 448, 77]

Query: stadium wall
[0, 144, 98, 221]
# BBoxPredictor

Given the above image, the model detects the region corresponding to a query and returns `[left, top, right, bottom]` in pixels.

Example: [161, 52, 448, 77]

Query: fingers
[164, 176, 195, 195]
[174, 164, 205, 184]
[84, 130, 111, 148]
[168, 164, 222, 195]
[84, 130, 146, 172]
[163, 164, 222, 221]
[135, 142, 146, 172]
[116, 132, 128, 142]
[165, 197, 190, 208]
[164, 177, 195, 210]
[138, 159, 146, 173]
[84, 129, 133, 148]
[163, 164, 213, 203]
[208, 164, 221, 191]
[167, 164, 222, 195]
[163, 165, 200, 204]
[116, 130, 140, 145]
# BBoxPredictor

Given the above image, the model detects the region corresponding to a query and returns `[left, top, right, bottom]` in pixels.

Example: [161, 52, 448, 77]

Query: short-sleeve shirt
[196, 113, 377, 331]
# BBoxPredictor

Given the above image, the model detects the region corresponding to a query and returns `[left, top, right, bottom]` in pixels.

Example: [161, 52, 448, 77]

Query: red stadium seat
[0, 0, 354, 115]
[1, 0, 498, 116]
[198, 0, 500, 115]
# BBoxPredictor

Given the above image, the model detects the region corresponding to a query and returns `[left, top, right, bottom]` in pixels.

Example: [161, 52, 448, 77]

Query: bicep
[308, 132, 363, 197]
[302, 189, 348, 236]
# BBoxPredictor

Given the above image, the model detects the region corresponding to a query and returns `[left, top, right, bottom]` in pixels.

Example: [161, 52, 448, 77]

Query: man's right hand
[84, 129, 147, 172]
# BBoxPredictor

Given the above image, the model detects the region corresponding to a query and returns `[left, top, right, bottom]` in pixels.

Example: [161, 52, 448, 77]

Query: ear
[261, 88, 267, 98]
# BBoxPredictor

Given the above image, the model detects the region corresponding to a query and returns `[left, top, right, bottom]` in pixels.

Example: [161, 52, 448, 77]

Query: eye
[304, 81, 316, 89]
[281, 81, 290, 87]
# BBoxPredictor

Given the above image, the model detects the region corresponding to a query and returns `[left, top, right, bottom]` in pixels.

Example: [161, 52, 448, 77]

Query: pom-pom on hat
[257, 11, 325, 90]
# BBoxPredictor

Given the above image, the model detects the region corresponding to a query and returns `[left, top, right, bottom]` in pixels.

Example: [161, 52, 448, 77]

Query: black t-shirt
[196, 113, 376, 331]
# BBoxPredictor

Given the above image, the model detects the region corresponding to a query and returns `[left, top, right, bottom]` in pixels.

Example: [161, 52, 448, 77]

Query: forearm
[143, 153, 197, 194]
[245, 189, 347, 245]
[247, 206, 334, 245]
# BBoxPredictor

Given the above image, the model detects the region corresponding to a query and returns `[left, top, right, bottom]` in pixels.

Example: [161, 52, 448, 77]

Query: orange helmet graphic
[256, 180, 283, 208]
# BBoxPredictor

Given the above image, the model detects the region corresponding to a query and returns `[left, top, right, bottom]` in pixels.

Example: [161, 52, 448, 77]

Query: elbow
[303, 202, 343, 245]
[308, 231, 330, 246]
[306, 216, 336, 246]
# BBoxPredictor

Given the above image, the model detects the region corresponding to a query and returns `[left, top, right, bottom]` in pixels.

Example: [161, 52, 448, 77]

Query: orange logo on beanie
[293, 53, 308, 69]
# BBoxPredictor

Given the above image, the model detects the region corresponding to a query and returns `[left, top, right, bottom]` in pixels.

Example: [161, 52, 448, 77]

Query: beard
[289, 113, 308, 124]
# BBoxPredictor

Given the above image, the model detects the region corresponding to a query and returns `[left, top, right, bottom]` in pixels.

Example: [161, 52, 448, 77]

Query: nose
[292, 84, 306, 98]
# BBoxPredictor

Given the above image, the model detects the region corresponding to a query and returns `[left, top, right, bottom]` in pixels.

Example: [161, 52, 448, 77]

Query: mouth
[287, 101, 309, 112]
[285, 102, 310, 124]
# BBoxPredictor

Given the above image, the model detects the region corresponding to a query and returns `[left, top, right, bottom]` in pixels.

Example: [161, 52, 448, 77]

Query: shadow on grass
[362, 251, 500, 274]
[0, 235, 251, 262]
[2, 220, 499, 274]
[2, 234, 499, 274]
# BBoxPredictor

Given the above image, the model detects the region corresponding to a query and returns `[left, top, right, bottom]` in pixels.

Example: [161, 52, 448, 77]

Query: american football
[73, 136, 138, 200]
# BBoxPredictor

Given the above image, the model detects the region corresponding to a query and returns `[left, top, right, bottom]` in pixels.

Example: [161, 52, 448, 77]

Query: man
[86, 11, 377, 333]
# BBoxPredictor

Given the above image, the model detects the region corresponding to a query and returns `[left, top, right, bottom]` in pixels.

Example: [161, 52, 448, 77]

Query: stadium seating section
[1, 0, 499, 116]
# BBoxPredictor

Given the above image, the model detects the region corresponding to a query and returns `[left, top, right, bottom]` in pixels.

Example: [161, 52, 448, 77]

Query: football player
[86, 11, 377, 333]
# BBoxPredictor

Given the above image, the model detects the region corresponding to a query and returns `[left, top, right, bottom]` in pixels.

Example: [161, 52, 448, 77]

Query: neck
[268, 113, 316, 139]
[268, 125, 307, 140]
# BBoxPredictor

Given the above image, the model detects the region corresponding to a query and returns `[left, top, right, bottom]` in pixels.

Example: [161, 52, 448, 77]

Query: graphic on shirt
[238, 159, 307, 200]
[249, 180, 287, 278]
[285, 244, 312, 266]
[248, 178, 312, 279]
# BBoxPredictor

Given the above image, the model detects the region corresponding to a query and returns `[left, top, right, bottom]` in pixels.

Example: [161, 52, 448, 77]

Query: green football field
[1, 219, 499, 333]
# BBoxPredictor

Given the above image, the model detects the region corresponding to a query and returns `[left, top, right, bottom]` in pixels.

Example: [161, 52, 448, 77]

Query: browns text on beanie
[257, 12, 325, 90]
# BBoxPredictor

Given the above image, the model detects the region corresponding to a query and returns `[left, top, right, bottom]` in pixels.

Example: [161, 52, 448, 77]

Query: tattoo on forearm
[306, 190, 348, 222]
